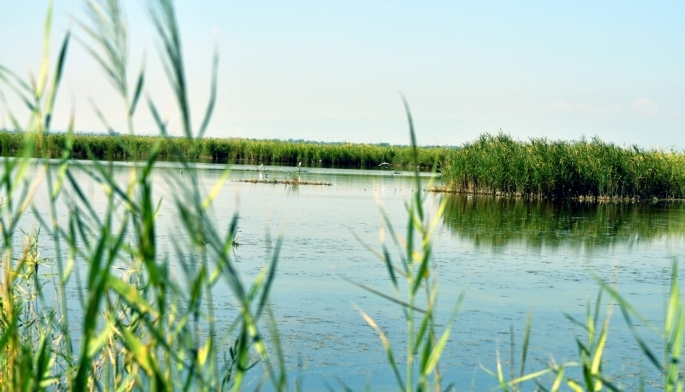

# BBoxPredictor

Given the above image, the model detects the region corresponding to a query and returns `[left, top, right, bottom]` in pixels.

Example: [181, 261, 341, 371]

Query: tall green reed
[0, 131, 452, 170]
[0, 0, 285, 390]
[0, 2, 70, 389]
[441, 132, 685, 200]
[481, 260, 685, 392]
[346, 98, 462, 391]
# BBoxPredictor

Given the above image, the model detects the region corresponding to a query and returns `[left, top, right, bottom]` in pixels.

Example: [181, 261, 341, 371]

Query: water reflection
[285, 181, 299, 196]
[442, 194, 685, 252]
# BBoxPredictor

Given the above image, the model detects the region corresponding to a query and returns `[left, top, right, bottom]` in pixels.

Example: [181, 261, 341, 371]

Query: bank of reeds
[440, 133, 685, 200]
[0, 130, 451, 169]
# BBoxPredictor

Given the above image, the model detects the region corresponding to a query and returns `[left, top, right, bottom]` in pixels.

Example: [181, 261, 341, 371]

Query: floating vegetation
[440, 132, 685, 200]
[236, 178, 332, 186]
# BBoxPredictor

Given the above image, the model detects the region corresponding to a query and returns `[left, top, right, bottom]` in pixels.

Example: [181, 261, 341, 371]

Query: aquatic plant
[0, 1, 284, 390]
[0, 130, 451, 170]
[440, 132, 685, 200]
[345, 98, 461, 391]
[481, 259, 685, 392]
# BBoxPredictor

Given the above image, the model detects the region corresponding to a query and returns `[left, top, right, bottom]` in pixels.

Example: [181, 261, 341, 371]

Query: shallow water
[16, 161, 685, 390]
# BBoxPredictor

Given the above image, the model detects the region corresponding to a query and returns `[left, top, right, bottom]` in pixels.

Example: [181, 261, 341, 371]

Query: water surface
[20, 161, 685, 391]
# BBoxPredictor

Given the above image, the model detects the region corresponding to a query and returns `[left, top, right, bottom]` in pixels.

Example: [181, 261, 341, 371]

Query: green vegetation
[347, 101, 462, 391]
[0, 130, 451, 169]
[2, 0, 685, 391]
[440, 133, 685, 200]
[0, 1, 284, 390]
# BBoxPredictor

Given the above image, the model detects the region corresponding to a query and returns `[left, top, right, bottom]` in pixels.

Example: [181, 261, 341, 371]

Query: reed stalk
[346, 98, 462, 392]
[0, 1, 284, 390]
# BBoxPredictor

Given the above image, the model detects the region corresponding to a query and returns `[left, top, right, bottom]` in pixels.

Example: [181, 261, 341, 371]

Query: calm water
[19, 161, 685, 391]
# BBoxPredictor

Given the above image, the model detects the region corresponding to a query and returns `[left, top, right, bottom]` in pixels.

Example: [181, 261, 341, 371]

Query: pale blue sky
[1, 1, 684, 147]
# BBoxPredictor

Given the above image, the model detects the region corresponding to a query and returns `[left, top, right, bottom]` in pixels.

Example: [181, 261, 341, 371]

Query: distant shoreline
[5, 129, 685, 200]
[0, 130, 449, 169]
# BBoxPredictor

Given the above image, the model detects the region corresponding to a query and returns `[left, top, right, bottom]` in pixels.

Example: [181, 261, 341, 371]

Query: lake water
[18, 161, 685, 391]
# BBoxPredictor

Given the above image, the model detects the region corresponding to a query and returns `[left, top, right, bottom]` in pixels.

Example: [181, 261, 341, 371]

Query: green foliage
[0, 131, 451, 169]
[441, 132, 685, 200]
[347, 99, 462, 392]
[597, 260, 685, 392]
[482, 262, 685, 392]
[0, 1, 283, 390]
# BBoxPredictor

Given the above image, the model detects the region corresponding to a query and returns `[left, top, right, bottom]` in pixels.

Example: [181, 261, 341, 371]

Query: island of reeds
[438, 133, 685, 201]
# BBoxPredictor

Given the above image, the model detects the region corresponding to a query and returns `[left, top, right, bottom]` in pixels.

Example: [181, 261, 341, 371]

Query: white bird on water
[258, 164, 264, 171]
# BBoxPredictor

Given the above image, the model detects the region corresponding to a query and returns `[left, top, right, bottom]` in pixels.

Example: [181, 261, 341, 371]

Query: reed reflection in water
[441, 194, 685, 253]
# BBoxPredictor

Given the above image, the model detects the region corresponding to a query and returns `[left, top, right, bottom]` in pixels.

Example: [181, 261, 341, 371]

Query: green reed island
[439, 133, 685, 200]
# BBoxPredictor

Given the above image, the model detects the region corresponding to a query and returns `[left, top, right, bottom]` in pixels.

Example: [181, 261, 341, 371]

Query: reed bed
[440, 133, 685, 200]
[0, 130, 450, 169]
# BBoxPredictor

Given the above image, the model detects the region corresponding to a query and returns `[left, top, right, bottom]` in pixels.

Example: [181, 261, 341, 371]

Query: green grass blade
[45, 29, 71, 131]
[35, 0, 54, 99]
[255, 237, 282, 321]
[129, 55, 146, 117]
[356, 306, 406, 391]
[197, 47, 218, 139]
[107, 273, 157, 315]
[519, 312, 532, 379]
[341, 275, 426, 314]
